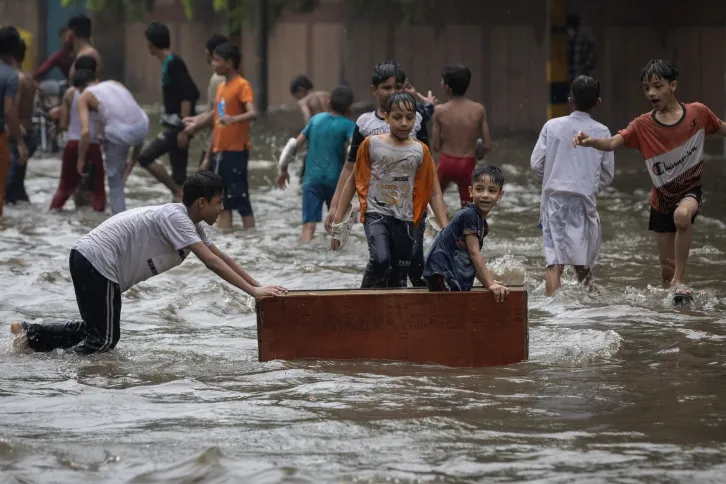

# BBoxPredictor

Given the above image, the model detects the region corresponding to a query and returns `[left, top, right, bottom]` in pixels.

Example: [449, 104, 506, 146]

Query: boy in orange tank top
[574, 60, 726, 301]
[202, 43, 257, 229]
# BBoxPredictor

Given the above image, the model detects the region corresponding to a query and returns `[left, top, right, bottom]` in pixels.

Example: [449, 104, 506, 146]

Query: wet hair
[442, 64, 471, 96]
[0, 26, 20, 58]
[206, 33, 229, 55]
[213, 42, 241, 71]
[74, 55, 98, 74]
[640, 59, 678, 84]
[72, 68, 96, 89]
[372, 61, 406, 88]
[570, 75, 600, 111]
[67, 14, 92, 39]
[145, 22, 170, 50]
[330, 85, 354, 114]
[183, 171, 226, 207]
[471, 164, 504, 188]
[12, 38, 26, 63]
[384, 91, 417, 114]
[290, 74, 313, 95]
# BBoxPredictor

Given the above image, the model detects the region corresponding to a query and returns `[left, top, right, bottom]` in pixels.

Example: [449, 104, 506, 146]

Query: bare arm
[479, 104, 491, 155]
[432, 107, 442, 153]
[208, 244, 261, 288]
[299, 99, 312, 124]
[59, 88, 75, 132]
[574, 132, 625, 152]
[719, 121, 726, 136]
[332, 169, 358, 224]
[4, 96, 23, 142]
[190, 242, 285, 297]
[328, 162, 354, 216]
[428, 169, 449, 228]
[465, 233, 496, 289]
[465, 233, 509, 302]
[185, 109, 214, 135]
[77, 93, 93, 174]
[224, 101, 257, 125]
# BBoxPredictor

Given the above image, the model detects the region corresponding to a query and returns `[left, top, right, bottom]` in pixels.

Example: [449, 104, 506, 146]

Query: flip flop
[331, 204, 359, 251]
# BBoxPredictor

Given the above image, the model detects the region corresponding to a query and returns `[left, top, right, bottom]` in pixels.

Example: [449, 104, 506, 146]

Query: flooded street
[1, 128, 726, 483]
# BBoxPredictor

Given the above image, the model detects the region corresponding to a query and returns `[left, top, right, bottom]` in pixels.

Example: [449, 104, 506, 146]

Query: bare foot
[10, 321, 23, 336]
[10, 321, 29, 351]
[670, 281, 693, 295]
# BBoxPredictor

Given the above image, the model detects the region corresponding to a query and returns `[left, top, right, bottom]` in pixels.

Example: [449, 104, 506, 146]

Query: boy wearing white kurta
[530, 75, 615, 296]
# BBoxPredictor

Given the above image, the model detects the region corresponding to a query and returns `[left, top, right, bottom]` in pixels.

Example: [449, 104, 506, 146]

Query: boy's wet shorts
[302, 183, 335, 223]
[648, 186, 701, 233]
[211, 150, 253, 217]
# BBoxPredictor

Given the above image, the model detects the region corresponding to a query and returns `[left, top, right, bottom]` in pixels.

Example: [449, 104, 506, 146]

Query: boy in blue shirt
[276, 85, 355, 241]
[423, 165, 510, 302]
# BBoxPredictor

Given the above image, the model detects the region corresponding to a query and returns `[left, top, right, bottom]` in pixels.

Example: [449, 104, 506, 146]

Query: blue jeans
[5, 131, 38, 204]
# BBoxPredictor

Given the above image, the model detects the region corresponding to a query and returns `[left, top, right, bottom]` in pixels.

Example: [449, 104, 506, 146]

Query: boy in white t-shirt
[10, 171, 287, 354]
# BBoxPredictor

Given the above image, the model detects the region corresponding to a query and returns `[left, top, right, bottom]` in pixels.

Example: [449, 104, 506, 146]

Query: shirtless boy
[290, 75, 330, 123]
[433, 64, 492, 207]
[66, 14, 102, 81]
[4, 38, 38, 204]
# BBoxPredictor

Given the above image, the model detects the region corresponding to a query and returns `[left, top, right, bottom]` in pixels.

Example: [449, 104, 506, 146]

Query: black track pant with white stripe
[23, 249, 121, 354]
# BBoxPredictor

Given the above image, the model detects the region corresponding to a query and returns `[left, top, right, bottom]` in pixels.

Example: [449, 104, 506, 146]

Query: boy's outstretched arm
[573, 131, 625, 152]
[465, 234, 509, 302]
[189, 242, 287, 297]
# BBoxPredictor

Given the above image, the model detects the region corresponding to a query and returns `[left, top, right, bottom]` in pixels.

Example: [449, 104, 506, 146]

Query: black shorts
[211, 150, 253, 217]
[648, 187, 701, 233]
[138, 127, 189, 186]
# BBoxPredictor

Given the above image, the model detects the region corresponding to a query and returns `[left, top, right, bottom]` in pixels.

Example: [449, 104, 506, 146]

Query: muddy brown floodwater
[1, 126, 726, 483]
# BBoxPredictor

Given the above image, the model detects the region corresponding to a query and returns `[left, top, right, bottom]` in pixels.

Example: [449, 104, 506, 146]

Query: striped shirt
[618, 102, 722, 213]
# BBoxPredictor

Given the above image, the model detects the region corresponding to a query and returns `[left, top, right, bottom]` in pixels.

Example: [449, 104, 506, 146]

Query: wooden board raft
[256, 287, 528, 368]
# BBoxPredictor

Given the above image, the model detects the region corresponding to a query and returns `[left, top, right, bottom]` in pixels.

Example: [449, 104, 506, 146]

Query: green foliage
[61, 0, 154, 20]
[63, 0, 319, 27]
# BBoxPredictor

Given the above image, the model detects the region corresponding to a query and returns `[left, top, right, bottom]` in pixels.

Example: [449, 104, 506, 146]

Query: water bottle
[217, 99, 226, 126]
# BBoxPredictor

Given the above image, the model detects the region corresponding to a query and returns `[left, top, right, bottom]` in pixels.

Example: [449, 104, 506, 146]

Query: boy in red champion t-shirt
[574, 59, 726, 298]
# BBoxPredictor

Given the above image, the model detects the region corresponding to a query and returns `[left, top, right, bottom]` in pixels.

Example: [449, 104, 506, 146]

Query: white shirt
[73, 203, 212, 292]
[86, 81, 149, 146]
[530, 111, 615, 212]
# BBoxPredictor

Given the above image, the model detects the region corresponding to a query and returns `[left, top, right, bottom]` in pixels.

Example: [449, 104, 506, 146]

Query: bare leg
[671, 198, 698, 291]
[218, 210, 233, 229]
[145, 162, 183, 201]
[655, 232, 676, 288]
[242, 215, 255, 230]
[545, 264, 564, 296]
[301, 222, 316, 242]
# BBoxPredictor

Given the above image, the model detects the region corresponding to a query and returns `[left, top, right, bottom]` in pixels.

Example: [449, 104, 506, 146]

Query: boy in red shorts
[574, 59, 726, 299]
[433, 64, 491, 207]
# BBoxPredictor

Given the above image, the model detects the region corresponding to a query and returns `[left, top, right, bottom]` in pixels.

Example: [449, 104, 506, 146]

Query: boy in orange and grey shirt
[202, 42, 257, 229]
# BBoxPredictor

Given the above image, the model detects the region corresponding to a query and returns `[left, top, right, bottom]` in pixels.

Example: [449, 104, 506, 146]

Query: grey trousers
[103, 139, 129, 215]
